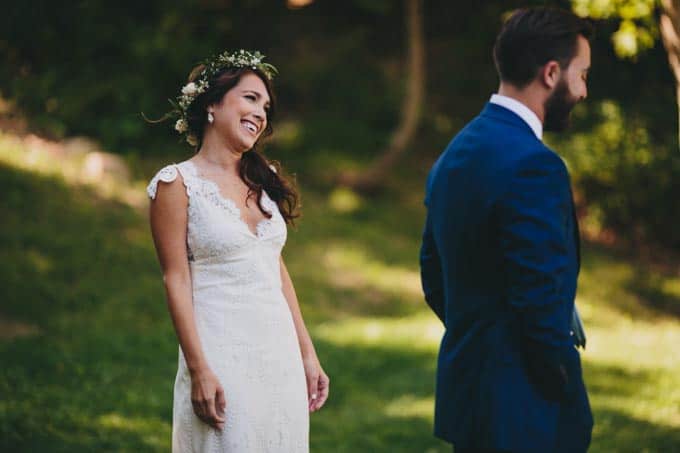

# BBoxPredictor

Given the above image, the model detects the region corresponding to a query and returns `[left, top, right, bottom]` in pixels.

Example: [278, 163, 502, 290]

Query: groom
[420, 7, 594, 453]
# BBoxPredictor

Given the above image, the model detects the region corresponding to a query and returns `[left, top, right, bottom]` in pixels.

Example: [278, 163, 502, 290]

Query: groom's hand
[521, 338, 572, 402]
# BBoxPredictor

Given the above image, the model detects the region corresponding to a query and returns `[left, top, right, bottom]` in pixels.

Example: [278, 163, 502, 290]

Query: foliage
[572, 0, 659, 58]
[551, 100, 680, 248]
[0, 3, 677, 251]
[0, 0, 404, 157]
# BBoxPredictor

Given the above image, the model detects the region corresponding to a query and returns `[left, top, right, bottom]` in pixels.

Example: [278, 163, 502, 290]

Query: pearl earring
[208, 112, 214, 124]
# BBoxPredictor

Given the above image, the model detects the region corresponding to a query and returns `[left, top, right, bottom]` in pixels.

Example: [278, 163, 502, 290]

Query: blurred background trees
[0, 0, 678, 249]
[572, 0, 680, 145]
[565, 0, 680, 250]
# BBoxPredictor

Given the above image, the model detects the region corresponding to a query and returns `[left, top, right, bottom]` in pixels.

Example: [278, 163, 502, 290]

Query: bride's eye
[245, 94, 256, 101]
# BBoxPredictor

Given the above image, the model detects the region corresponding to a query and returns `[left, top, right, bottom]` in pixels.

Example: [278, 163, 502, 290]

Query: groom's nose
[579, 85, 588, 101]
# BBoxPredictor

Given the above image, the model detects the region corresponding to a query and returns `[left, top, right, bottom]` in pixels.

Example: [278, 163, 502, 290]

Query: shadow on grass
[313, 336, 680, 452]
[3, 325, 678, 452]
[0, 163, 174, 451]
[627, 271, 680, 319]
[0, 324, 177, 452]
[584, 361, 680, 452]
[284, 189, 428, 322]
[310, 337, 448, 452]
[579, 242, 680, 321]
[0, 162, 164, 328]
[584, 361, 658, 399]
[589, 407, 680, 453]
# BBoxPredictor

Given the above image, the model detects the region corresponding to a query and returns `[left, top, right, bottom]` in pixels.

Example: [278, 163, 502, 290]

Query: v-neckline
[184, 160, 271, 238]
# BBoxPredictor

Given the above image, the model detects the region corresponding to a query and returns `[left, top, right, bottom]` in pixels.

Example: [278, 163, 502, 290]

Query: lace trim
[147, 165, 179, 199]
[194, 177, 243, 219]
[183, 161, 281, 238]
[255, 195, 279, 238]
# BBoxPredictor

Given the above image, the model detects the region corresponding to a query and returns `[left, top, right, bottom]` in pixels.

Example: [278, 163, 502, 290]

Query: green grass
[1, 154, 679, 452]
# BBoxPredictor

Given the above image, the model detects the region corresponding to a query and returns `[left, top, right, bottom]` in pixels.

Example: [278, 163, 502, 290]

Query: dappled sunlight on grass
[328, 187, 363, 213]
[585, 362, 680, 451]
[573, 245, 680, 450]
[96, 413, 170, 449]
[2, 141, 679, 451]
[322, 244, 423, 300]
[383, 395, 435, 420]
[584, 326, 680, 430]
[313, 313, 443, 351]
[586, 321, 680, 369]
[0, 131, 148, 209]
[577, 244, 680, 322]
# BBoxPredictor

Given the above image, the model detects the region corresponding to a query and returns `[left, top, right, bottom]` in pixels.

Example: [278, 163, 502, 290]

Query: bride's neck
[197, 132, 243, 172]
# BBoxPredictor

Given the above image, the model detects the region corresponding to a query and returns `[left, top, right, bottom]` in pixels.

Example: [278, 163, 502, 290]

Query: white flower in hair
[196, 80, 209, 93]
[167, 50, 278, 147]
[175, 119, 188, 133]
[181, 82, 198, 96]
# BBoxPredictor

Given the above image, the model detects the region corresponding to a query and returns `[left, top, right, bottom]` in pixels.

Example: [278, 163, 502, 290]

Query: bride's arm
[279, 256, 329, 412]
[149, 176, 225, 430]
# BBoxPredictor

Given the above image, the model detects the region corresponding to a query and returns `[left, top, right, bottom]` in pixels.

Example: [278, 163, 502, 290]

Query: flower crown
[170, 49, 278, 146]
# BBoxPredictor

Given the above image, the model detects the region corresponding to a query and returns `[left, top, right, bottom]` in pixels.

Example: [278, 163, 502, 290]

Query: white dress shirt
[489, 94, 543, 140]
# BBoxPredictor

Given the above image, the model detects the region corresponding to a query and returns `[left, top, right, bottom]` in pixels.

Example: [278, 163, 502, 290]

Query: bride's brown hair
[185, 66, 299, 225]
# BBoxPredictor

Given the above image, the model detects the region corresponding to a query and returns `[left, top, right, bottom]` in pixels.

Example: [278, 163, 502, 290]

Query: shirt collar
[489, 94, 543, 140]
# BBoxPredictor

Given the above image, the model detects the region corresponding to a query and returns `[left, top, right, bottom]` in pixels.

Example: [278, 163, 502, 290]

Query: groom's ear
[539, 61, 561, 90]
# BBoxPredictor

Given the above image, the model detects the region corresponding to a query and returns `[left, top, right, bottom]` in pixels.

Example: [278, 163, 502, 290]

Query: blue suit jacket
[420, 103, 593, 452]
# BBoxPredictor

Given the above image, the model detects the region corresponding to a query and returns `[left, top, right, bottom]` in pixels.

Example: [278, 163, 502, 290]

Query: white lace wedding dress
[147, 160, 309, 453]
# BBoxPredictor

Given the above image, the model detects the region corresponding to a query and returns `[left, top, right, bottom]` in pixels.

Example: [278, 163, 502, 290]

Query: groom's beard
[544, 79, 579, 132]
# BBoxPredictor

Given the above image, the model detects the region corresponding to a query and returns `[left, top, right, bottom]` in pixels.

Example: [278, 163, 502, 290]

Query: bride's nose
[253, 109, 266, 125]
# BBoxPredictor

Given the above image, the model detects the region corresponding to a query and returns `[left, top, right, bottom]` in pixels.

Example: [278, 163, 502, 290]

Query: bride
[147, 50, 329, 452]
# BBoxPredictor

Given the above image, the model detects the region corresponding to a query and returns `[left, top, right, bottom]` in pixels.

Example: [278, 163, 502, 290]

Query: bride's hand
[303, 355, 329, 412]
[190, 367, 226, 430]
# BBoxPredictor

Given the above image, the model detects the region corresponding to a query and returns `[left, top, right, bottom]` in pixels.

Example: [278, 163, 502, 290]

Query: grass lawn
[1, 143, 679, 452]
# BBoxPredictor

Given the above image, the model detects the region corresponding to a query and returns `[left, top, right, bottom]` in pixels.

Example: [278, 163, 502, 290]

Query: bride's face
[210, 72, 271, 152]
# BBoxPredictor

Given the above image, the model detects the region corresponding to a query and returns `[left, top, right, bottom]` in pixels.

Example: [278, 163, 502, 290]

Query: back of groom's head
[493, 7, 594, 89]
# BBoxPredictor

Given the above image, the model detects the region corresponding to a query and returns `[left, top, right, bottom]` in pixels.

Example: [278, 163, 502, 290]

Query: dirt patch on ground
[0, 317, 40, 340]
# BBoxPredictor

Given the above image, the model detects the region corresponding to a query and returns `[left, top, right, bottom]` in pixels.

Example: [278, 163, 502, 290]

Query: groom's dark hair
[493, 7, 594, 88]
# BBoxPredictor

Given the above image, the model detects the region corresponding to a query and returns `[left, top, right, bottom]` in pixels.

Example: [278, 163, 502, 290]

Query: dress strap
[147, 165, 179, 199]
[147, 161, 199, 200]
[176, 160, 198, 178]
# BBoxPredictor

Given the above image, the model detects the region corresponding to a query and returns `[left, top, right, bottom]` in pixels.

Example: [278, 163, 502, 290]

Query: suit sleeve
[420, 184, 445, 324]
[498, 151, 578, 401]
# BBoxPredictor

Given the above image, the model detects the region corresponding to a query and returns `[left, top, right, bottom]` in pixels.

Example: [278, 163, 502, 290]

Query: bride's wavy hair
[185, 66, 299, 225]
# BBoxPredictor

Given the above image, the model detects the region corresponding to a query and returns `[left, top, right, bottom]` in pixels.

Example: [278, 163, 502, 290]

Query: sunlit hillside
[1, 133, 678, 452]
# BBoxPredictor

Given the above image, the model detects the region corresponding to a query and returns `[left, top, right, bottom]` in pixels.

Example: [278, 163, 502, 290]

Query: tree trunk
[340, 0, 425, 193]
[660, 0, 680, 149]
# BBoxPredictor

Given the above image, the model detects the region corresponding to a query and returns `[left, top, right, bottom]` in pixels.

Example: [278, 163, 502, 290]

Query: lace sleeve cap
[147, 165, 179, 199]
